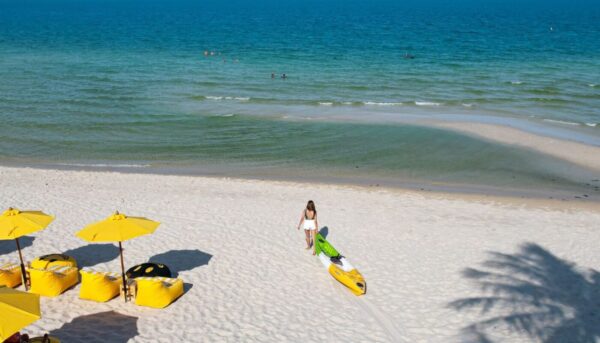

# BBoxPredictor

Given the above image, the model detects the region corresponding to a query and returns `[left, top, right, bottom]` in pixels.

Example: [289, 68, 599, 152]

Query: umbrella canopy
[76, 212, 159, 242]
[0, 208, 54, 240]
[0, 287, 41, 341]
[0, 208, 55, 290]
[76, 212, 159, 301]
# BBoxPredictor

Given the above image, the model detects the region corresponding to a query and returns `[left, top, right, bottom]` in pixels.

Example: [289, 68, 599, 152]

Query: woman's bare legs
[304, 229, 312, 249]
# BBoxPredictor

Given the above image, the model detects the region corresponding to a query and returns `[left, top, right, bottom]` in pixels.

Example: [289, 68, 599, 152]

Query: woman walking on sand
[297, 200, 319, 255]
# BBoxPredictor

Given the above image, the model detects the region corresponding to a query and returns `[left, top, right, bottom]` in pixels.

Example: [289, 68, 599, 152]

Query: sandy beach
[2, 1, 600, 342]
[1, 166, 599, 342]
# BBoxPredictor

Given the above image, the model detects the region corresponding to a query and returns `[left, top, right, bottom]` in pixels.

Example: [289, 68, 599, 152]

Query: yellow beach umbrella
[76, 211, 159, 301]
[0, 287, 41, 341]
[0, 208, 55, 290]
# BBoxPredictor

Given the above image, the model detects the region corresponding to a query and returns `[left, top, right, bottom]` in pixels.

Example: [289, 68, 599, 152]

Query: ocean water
[1, 0, 599, 197]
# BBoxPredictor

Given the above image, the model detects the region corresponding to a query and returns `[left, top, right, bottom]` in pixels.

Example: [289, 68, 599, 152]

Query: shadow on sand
[50, 311, 138, 343]
[319, 226, 329, 238]
[449, 242, 600, 342]
[63, 244, 120, 268]
[0, 236, 35, 256]
[183, 282, 194, 293]
[149, 249, 212, 277]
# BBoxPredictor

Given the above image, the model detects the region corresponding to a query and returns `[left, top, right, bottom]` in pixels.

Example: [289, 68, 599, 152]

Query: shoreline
[1, 113, 599, 205]
[1, 164, 599, 212]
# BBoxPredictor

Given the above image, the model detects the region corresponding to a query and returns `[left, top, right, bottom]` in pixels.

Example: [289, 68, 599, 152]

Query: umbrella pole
[119, 242, 128, 302]
[15, 238, 28, 290]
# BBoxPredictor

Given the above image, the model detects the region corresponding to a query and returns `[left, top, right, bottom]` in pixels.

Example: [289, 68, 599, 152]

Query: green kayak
[315, 233, 340, 258]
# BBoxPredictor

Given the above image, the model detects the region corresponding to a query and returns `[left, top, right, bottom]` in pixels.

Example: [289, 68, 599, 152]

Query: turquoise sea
[1, 0, 599, 198]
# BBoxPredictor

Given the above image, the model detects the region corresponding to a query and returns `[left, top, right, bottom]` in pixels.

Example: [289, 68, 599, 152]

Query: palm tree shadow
[49, 311, 138, 343]
[0, 236, 35, 255]
[149, 249, 212, 277]
[449, 243, 600, 342]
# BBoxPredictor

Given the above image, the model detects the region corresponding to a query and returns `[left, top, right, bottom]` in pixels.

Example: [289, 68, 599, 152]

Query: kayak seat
[330, 255, 344, 265]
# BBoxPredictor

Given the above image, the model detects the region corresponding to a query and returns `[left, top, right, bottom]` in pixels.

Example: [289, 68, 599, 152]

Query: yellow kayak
[315, 234, 366, 295]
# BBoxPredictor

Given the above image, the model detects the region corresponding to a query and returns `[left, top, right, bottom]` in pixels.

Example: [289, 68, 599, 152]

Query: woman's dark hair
[306, 200, 316, 214]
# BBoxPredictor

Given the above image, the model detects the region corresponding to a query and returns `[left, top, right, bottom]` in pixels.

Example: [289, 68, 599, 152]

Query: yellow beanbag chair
[79, 269, 122, 302]
[0, 262, 22, 288]
[31, 254, 77, 270]
[28, 265, 79, 297]
[135, 277, 184, 308]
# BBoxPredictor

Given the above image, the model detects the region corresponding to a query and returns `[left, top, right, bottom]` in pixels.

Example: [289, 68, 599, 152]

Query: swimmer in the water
[281, 73, 287, 79]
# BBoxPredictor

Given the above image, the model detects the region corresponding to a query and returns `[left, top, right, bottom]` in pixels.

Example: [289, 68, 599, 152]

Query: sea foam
[56, 163, 150, 168]
[542, 119, 580, 126]
[206, 96, 250, 101]
[415, 101, 441, 106]
[363, 101, 402, 106]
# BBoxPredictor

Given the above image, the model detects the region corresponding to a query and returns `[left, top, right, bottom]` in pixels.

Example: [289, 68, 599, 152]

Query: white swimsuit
[303, 219, 316, 231]
[303, 211, 316, 230]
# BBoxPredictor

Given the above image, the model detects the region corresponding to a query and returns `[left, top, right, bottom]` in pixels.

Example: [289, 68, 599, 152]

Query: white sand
[1, 166, 599, 342]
